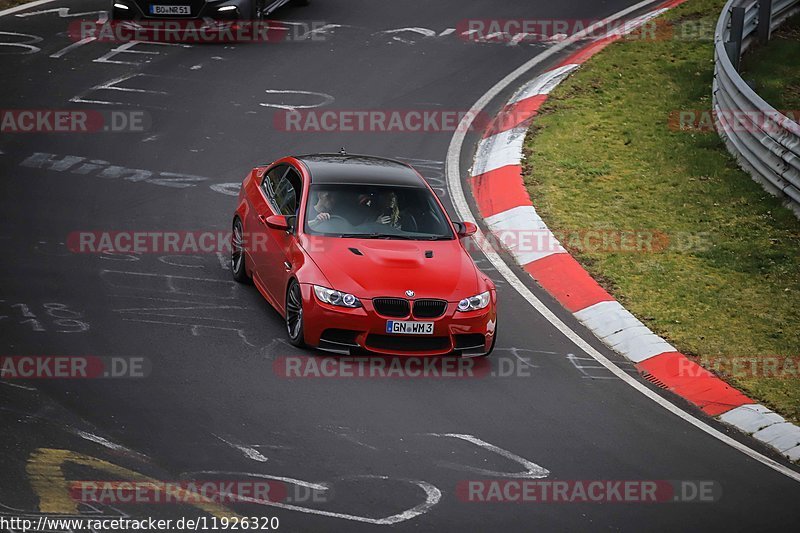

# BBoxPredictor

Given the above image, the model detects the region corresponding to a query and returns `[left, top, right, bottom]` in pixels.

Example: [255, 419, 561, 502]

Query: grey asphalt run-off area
[0, 0, 799, 531]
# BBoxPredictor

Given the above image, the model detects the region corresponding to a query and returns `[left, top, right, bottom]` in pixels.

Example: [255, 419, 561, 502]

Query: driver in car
[307, 190, 338, 228]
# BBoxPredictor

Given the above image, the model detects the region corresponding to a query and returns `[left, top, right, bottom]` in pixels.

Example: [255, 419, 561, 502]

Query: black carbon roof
[295, 154, 425, 187]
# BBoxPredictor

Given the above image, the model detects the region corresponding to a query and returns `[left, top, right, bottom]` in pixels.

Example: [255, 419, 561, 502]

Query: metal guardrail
[713, 0, 800, 215]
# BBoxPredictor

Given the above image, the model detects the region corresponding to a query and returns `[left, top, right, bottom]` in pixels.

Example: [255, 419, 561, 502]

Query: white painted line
[50, 36, 95, 58]
[472, 126, 526, 176]
[213, 434, 269, 463]
[210, 473, 441, 525]
[13, 6, 104, 18]
[719, 404, 785, 434]
[444, 0, 800, 481]
[427, 433, 549, 478]
[72, 429, 133, 454]
[484, 205, 565, 264]
[259, 90, 334, 111]
[0, 0, 57, 18]
[187, 470, 328, 492]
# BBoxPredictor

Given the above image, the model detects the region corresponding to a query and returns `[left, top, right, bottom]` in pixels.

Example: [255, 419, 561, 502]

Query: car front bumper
[299, 284, 497, 357]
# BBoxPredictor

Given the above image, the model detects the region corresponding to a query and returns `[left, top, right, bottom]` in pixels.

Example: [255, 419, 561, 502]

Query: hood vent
[349, 247, 363, 256]
[425, 250, 434, 258]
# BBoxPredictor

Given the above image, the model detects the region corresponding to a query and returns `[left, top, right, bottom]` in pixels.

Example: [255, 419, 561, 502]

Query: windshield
[304, 184, 455, 240]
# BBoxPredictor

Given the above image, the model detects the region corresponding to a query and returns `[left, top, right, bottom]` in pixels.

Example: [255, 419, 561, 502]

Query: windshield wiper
[337, 233, 407, 239]
[416, 235, 453, 241]
[336, 233, 450, 241]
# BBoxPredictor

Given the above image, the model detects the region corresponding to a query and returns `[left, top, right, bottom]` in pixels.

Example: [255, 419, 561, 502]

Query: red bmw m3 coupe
[232, 153, 497, 356]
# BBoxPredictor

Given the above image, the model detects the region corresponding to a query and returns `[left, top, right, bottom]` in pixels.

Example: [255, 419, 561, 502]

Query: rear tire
[286, 280, 306, 347]
[231, 218, 250, 284]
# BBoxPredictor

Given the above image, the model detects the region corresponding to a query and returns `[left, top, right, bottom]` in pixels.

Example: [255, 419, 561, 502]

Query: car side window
[273, 177, 297, 217]
[261, 165, 301, 219]
[261, 165, 287, 210]
[280, 169, 302, 217]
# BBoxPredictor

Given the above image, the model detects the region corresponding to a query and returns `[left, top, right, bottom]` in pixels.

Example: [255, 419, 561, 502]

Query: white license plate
[150, 5, 191, 15]
[386, 321, 434, 335]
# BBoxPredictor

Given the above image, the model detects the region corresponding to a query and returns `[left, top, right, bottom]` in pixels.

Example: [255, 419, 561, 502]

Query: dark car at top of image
[110, 0, 309, 21]
[231, 154, 498, 357]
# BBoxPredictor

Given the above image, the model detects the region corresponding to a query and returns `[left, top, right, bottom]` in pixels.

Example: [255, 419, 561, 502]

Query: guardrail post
[758, 0, 773, 44]
[726, 6, 746, 70]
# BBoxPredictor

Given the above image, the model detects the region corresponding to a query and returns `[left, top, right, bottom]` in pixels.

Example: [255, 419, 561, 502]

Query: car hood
[302, 236, 481, 301]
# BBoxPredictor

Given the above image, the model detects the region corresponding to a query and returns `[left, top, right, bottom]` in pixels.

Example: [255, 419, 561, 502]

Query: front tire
[484, 327, 497, 356]
[231, 218, 250, 283]
[286, 280, 306, 347]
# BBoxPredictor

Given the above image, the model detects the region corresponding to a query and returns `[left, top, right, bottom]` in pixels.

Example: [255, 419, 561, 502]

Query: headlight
[217, 5, 237, 11]
[457, 291, 490, 312]
[313, 285, 362, 308]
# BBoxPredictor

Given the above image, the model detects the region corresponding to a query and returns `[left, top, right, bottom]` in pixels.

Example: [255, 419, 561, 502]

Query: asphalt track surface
[0, 1, 799, 531]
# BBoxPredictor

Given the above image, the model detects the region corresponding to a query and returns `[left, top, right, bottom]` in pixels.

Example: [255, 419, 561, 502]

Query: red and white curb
[467, 0, 800, 462]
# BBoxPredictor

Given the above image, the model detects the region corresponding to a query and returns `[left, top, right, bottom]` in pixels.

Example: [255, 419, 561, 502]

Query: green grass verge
[740, 13, 800, 111]
[523, 0, 800, 422]
[0, 0, 37, 11]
